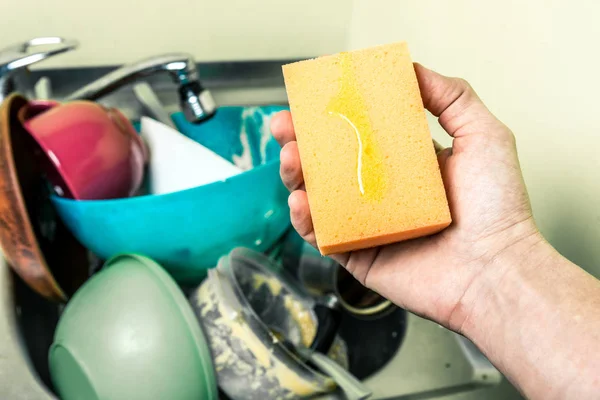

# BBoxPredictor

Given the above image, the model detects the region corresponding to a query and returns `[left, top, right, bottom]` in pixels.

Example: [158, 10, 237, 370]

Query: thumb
[414, 63, 504, 139]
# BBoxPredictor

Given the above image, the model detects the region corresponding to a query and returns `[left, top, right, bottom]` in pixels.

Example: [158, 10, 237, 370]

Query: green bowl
[49, 254, 217, 400]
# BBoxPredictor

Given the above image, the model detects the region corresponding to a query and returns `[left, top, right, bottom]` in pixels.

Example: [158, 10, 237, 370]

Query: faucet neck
[65, 53, 198, 102]
[65, 52, 216, 123]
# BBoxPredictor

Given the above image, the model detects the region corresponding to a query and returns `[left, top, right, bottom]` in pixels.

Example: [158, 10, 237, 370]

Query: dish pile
[0, 93, 372, 399]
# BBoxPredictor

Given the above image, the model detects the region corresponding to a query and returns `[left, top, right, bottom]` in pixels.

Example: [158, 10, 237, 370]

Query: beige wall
[0, 0, 352, 67]
[350, 0, 600, 278]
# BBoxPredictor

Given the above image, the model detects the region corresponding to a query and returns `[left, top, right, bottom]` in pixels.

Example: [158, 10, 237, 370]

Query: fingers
[280, 142, 305, 191]
[288, 190, 350, 266]
[414, 63, 501, 138]
[344, 247, 381, 286]
[272, 111, 317, 250]
[288, 189, 350, 266]
[271, 111, 296, 147]
[288, 190, 317, 248]
[273, 111, 305, 191]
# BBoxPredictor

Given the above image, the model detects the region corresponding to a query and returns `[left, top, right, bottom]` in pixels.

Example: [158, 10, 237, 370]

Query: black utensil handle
[310, 303, 342, 354]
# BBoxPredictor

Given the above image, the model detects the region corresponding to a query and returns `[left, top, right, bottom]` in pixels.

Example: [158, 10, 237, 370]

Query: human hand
[271, 63, 543, 332]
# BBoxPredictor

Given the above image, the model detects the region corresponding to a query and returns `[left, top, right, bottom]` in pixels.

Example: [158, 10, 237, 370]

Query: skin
[271, 63, 600, 400]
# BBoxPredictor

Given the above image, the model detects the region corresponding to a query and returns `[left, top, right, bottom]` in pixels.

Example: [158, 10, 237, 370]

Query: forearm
[464, 235, 600, 400]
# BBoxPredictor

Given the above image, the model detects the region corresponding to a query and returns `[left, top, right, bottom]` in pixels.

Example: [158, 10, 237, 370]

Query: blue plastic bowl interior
[51, 105, 290, 285]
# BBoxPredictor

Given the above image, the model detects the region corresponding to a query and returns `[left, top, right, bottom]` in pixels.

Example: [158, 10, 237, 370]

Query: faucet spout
[65, 53, 216, 123]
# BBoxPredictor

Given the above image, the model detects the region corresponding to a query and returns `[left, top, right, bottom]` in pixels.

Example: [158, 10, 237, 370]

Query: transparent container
[189, 247, 349, 400]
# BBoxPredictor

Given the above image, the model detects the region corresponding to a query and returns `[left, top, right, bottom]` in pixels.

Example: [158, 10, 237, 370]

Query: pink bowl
[19, 100, 147, 200]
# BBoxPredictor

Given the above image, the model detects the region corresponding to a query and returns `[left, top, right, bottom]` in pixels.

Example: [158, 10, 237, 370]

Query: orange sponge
[282, 41, 451, 255]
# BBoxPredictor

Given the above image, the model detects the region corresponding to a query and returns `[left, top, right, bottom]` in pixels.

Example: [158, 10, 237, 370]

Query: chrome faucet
[65, 53, 217, 123]
[0, 37, 78, 103]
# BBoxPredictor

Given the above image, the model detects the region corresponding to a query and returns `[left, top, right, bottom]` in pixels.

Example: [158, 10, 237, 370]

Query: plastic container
[189, 247, 350, 399]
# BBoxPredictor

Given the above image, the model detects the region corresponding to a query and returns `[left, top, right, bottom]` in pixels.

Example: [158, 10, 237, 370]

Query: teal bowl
[51, 105, 290, 285]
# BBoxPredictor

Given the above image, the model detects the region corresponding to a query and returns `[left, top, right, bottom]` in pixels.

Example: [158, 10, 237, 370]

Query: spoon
[271, 329, 372, 400]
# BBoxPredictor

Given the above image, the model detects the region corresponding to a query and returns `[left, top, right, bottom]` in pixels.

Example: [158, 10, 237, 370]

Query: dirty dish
[19, 100, 147, 200]
[0, 94, 89, 301]
[51, 106, 290, 285]
[49, 253, 217, 400]
[189, 247, 350, 400]
[284, 231, 392, 317]
[140, 116, 242, 194]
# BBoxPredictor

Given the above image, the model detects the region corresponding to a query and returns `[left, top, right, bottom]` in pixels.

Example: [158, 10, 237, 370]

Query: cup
[19, 100, 147, 200]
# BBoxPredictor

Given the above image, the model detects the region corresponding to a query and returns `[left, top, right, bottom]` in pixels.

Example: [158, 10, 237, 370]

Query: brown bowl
[0, 94, 90, 302]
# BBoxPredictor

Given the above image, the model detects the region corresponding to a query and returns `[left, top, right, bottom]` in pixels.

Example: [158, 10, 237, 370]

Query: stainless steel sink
[0, 60, 507, 400]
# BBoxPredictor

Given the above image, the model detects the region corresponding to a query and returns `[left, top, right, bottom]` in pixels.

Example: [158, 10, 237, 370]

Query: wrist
[452, 227, 600, 400]
[452, 226, 556, 341]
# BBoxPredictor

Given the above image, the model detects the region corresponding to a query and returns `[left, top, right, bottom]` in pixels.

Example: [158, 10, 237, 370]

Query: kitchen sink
[1, 249, 502, 400]
[0, 60, 505, 400]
